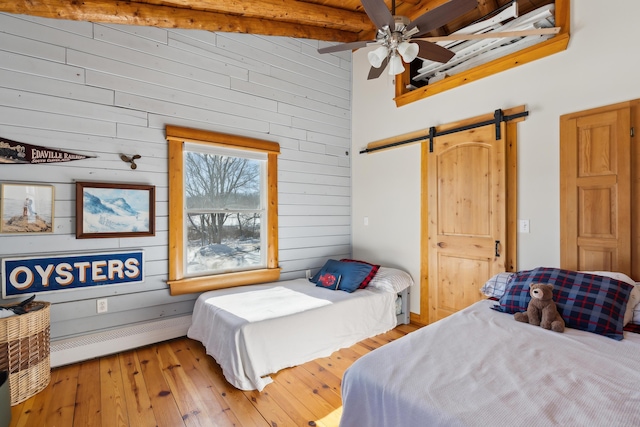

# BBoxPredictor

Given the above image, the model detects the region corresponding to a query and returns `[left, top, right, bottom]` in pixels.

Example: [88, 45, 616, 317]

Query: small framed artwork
[0, 183, 55, 234]
[76, 181, 155, 239]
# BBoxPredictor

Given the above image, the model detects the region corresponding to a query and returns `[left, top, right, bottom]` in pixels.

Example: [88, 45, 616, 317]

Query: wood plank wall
[0, 13, 352, 342]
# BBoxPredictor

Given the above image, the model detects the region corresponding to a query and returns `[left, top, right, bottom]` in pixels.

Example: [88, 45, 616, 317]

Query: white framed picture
[0, 183, 54, 234]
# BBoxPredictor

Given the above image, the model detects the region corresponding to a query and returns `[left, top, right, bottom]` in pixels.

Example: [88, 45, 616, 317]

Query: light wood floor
[8, 323, 418, 427]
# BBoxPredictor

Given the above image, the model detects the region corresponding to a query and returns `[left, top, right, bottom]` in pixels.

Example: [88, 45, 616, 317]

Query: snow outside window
[183, 144, 267, 276]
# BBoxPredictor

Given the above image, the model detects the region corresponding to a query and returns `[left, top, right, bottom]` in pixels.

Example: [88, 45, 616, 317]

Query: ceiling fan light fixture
[368, 45, 389, 68]
[397, 41, 419, 63]
[388, 52, 405, 75]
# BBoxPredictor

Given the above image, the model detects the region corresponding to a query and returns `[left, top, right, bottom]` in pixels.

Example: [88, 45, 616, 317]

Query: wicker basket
[0, 301, 51, 406]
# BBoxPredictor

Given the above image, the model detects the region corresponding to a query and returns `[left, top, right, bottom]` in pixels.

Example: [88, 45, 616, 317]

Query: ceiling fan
[317, 0, 559, 80]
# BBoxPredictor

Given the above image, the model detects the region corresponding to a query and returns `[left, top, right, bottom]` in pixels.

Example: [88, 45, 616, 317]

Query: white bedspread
[340, 299, 640, 427]
[187, 278, 397, 391]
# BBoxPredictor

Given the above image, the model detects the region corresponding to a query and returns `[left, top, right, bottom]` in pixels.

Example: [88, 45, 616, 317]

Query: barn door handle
[495, 240, 501, 257]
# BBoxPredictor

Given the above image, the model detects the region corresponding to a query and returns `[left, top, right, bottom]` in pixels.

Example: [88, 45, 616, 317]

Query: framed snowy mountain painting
[76, 181, 155, 239]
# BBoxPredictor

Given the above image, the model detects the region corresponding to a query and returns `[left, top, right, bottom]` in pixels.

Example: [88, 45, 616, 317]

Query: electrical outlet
[305, 269, 311, 279]
[97, 298, 108, 314]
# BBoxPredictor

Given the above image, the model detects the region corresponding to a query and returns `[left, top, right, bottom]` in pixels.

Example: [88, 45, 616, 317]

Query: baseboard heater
[50, 315, 192, 367]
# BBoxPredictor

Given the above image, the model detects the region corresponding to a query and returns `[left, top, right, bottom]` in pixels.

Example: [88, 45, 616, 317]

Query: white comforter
[187, 278, 397, 391]
[340, 299, 640, 427]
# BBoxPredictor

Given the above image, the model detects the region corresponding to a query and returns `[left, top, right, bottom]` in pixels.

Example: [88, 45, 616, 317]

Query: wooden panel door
[428, 123, 507, 323]
[560, 107, 631, 274]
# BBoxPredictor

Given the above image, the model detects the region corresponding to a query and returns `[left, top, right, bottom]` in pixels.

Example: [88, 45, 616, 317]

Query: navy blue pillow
[494, 267, 634, 340]
[310, 259, 374, 293]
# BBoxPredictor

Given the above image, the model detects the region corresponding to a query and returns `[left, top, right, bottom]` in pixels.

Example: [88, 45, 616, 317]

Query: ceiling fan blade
[318, 40, 373, 54]
[415, 27, 561, 42]
[413, 40, 455, 63]
[367, 56, 389, 80]
[407, 0, 478, 37]
[361, 0, 395, 30]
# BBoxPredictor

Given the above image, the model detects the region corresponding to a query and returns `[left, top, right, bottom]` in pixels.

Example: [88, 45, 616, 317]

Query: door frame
[416, 107, 522, 325]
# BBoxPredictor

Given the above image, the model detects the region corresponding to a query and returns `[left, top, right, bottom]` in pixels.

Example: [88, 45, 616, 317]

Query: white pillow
[626, 284, 640, 325]
[581, 271, 638, 325]
[367, 267, 413, 293]
[480, 272, 515, 298]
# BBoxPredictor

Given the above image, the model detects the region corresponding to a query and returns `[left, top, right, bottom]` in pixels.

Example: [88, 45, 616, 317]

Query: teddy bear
[514, 283, 565, 332]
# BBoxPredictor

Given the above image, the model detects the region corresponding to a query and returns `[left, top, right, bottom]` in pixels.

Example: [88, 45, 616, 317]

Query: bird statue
[120, 154, 141, 169]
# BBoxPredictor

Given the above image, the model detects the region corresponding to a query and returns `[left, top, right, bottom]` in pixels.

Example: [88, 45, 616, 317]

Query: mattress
[187, 278, 398, 391]
[340, 299, 640, 427]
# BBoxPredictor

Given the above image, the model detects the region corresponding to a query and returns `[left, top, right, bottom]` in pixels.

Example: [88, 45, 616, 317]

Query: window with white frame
[166, 126, 280, 295]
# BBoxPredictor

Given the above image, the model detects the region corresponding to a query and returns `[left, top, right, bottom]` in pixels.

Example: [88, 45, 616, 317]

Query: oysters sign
[1, 250, 144, 298]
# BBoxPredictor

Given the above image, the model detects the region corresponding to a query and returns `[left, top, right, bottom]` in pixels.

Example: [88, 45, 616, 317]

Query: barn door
[427, 123, 507, 323]
[560, 106, 632, 275]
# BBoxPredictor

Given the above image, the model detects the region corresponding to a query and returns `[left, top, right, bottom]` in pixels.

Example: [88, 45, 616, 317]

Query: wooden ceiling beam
[400, 0, 453, 22]
[476, 0, 498, 15]
[138, 0, 373, 33]
[0, 0, 362, 42]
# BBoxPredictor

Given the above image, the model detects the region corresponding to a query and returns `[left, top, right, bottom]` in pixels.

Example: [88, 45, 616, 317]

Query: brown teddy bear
[514, 283, 565, 332]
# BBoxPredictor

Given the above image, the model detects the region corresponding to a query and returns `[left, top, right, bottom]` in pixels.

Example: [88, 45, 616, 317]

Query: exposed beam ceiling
[0, 0, 555, 44]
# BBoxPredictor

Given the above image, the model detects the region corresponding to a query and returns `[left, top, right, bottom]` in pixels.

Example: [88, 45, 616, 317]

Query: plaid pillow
[340, 259, 380, 289]
[494, 267, 634, 340]
[481, 272, 515, 298]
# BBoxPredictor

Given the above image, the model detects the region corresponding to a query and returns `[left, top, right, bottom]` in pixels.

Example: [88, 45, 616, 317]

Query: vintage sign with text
[0, 136, 94, 164]
[2, 250, 144, 298]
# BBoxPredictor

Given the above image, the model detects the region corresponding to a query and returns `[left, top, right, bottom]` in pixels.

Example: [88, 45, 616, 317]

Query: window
[166, 126, 280, 295]
[393, 0, 571, 107]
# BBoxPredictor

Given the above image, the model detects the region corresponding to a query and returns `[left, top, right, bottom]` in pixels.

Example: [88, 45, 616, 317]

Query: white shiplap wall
[0, 13, 352, 343]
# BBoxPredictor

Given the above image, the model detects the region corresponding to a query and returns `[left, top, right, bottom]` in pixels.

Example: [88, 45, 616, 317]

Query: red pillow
[340, 259, 380, 289]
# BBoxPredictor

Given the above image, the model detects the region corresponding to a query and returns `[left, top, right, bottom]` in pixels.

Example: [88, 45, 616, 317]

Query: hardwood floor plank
[252, 378, 330, 427]
[7, 400, 26, 427]
[396, 323, 420, 334]
[155, 341, 236, 426]
[7, 391, 32, 427]
[100, 354, 129, 427]
[281, 365, 343, 425]
[73, 359, 102, 427]
[242, 388, 300, 427]
[7, 323, 418, 427]
[299, 360, 342, 395]
[45, 363, 79, 426]
[135, 345, 187, 427]
[167, 339, 247, 427]
[118, 351, 157, 427]
[288, 365, 341, 408]
[275, 367, 340, 426]
[10, 367, 59, 427]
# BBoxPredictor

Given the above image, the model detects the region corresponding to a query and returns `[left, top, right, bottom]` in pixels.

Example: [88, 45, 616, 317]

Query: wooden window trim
[166, 125, 280, 296]
[394, 0, 570, 107]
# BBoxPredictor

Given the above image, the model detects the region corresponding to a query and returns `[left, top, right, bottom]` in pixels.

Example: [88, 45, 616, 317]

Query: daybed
[340, 267, 640, 427]
[187, 262, 412, 391]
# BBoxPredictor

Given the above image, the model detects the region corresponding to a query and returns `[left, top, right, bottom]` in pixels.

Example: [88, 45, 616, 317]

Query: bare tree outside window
[184, 150, 265, 275]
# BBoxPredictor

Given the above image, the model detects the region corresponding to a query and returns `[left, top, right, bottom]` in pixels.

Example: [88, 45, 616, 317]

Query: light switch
[363, 216, 369, 226]
[519, 219, 530, 233]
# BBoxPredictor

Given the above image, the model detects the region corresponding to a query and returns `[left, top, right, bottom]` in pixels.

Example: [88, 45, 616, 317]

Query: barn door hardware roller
[359, 108, 529, 154]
